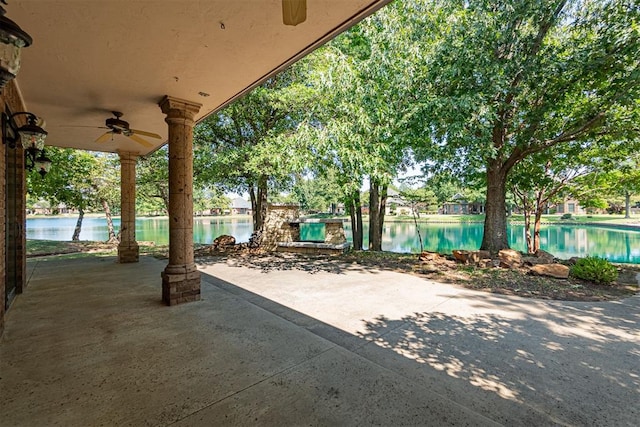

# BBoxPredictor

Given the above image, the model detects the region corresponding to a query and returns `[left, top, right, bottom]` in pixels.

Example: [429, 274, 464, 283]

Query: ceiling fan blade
[282, 0, 306, 26]
[127, 133, 153, 148]
[59, 125, 110, 129]
[95, 132, 113, 143]
[130, 128, 162, 139]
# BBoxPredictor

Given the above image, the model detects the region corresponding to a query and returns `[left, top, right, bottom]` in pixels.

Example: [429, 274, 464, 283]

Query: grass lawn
[386, 213, 640, 225]
[27, 239, 638, 301]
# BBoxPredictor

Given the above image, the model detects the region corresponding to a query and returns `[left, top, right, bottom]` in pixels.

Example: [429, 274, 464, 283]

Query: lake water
[26, 216, 640, 264]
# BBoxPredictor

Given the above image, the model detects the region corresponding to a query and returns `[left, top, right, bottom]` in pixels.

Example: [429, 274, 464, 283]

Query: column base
[117, 242, 139, 263]
[161, 264, 201, 306]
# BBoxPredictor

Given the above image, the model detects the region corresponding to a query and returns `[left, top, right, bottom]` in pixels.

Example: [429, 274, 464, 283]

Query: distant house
[553, 198, 586, 215]
[30, 201, 73, 215]
[385, 188, 416, 216]
[331, 203, 346, 215]
[231, 197, 252, 215]
[442, 193, 485, 215]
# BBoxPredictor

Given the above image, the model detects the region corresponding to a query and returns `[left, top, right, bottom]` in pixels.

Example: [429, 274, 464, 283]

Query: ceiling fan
[95, 111, 161, 147]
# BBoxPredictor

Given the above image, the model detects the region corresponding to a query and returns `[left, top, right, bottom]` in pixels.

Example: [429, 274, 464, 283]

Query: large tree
[193, 66, 314, 231]
[413, 0, 640, 253]
[304, 2, 417, 250]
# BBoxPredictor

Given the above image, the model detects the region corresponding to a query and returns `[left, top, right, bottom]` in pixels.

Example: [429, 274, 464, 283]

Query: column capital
[117, 150, 139, 163]
[159, 96, 202, 121]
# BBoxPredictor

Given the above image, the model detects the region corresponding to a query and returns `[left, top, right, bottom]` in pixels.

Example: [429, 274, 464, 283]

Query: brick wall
[1, 81, 28, 336]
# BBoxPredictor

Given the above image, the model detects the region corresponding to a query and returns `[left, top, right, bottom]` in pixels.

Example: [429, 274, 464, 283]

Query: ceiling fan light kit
[95, 111, 161, 147]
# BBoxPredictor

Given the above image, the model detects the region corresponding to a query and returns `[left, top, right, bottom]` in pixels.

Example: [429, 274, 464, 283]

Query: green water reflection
[26, 217, 640, 264]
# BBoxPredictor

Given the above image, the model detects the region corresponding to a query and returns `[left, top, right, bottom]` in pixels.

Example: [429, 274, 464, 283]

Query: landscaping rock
[414, 263, 440, 273]
[213, 234, 236, 249]
[452, 249, 491, 265]
[452, 250, 471, 264]
[535, 249, 556, 263]
[529, 263, 570, 279]
[566, 257, 581, 266]
[523, 256, 545, 266]
[499, 249, 523, 268]
[419, 251, 440, 262]
[523, 249, 556, 266]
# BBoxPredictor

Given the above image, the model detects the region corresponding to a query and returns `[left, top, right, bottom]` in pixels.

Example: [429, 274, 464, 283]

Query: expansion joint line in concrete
[166, 345, 338, 426]
[25, 258, 40, 288]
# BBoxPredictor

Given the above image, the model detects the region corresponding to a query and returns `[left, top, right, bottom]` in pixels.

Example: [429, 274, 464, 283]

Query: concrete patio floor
[1, 254, 638, 426]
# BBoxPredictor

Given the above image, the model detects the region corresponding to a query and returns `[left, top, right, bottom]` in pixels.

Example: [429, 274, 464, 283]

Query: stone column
[117, 151, 139, 263]
[159, 96, 202, 305]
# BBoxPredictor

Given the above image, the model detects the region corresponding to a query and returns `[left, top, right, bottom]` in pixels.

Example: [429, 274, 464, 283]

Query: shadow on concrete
[196, 252, 377, 275]
[356, 295, 640, 426]
[3, 255, 638, 425]
[201, 269, 640, 425]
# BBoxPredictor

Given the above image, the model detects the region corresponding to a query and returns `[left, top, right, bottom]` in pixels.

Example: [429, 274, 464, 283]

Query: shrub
[570, 256, 618, 285]
[561, 213, 572, 220]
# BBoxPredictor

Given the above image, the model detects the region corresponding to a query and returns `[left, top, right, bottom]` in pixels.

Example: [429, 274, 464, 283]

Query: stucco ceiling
[7, 0, 390, 156]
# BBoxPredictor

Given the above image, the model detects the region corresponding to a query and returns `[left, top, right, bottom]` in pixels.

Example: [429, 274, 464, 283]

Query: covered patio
[1, 0, 390, 329]
[2, 253, 638, 425]
[1, 255, 496, 425]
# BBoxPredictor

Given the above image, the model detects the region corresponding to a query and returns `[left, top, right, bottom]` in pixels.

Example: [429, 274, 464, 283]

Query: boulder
[499, 249, 523, 268]
[566, 257, 581, 266]
[419, 251, 440, 262]
[212, 234, 236, 249]
[523, 256, 545, 266]
[452, 250, 471, 264]
[535, 249, 556, 263]
[414, 263, 440, 274]
[452, 250, 491, 265]
[529, 263, 570, 279]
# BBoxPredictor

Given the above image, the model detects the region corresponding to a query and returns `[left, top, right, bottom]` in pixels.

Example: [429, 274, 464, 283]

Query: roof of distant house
[232, 198, 252, 209]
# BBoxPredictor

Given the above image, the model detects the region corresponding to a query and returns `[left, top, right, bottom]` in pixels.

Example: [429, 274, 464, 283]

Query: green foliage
[570, 256, 618, 285]
[301, 2, 419, 202]
[399, 187, 438, 214]
[28, 148, 119, 214]
[137, 148, 169, 215]
[193, 64, 313, 195]
[407, 0, 640, 251]
[561, 213, 573, 220]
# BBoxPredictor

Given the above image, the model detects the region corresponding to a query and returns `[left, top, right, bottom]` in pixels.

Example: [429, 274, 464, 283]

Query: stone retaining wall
[261, 204, 300, 251]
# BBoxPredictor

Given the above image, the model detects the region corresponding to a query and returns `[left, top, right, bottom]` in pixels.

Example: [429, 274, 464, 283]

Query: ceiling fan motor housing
[105, 116, 129, 133]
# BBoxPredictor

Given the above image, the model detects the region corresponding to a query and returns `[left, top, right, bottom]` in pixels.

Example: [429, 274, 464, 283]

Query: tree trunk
[348, 191, 363, 251]
[72, 207, 85, 241]
[355, 194, 363, 251]
[379, 184, 388, 239]
[625, 191, 631, 218]
[533, 208, 543, 253]
[101, 199, 118, 243]
[532, 190, 547, 253]
[411, 205, 424, 253]
[249, 185, 258, 230]
[369, 181, 380, 251]
[159, 185, 169, 215]
[256, 175, 268, 231]
[523, 208, 533, 254]
[513, 186, 534, 253]
[481, 163, 509, 253]
[368, 179, 387, 251]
